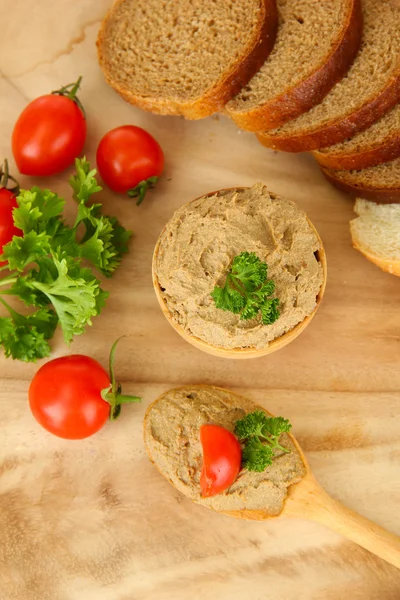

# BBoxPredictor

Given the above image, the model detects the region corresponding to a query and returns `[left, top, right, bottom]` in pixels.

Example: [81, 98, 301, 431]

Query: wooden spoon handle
[310, 494, 400, 569]
[285, 475, 400, 569]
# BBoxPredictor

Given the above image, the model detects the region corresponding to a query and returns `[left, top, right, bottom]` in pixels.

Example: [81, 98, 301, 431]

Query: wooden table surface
[1, 2, 400, 599]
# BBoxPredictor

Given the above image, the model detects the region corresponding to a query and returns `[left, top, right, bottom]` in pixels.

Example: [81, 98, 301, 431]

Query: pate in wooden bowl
[152, 184, 326, 358]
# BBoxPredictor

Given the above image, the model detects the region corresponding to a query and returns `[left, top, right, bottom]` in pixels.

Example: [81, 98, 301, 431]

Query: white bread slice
[350, 199, 400, 276]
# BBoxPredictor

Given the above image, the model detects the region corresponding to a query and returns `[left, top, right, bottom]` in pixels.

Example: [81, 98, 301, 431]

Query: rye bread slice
[97, 0, 278, 119]
[257, 0, 400, 152]
[314, 104, 400, 170]
[226, 0, 362, 131]
[322, 156, 400, 203]
[350, 198, 400, 275]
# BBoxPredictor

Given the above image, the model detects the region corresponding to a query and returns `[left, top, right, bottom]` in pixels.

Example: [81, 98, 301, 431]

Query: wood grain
[0, 1, 400, 599]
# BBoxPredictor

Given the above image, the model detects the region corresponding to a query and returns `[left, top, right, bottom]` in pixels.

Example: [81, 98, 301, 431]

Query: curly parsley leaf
[69, 157, 102, 205]
[264, 415, 292, 437]
[260, 298, 280, 325]
[107, 217, 131, 258]
[240, 296, 260, 321]
[0, 159, 131, 361]
[71, 158, 132, 277]
[0, 299, 57, 362]
[78, 217, 115, 270]
[77, 211, 130, 277]
[231, 251, 267, 290]
[3, 276, 48, 308]
[211, 283, 245, 314]
[13, 188, 65, 233]
[234, 410, 269, 440]
[211, 252, 280, 325]
[31, 257, 101, 343]
[242, 437, 274, 472]
[0, 317, 51, 361]
[234, 410, 292, 473]
[3, 231, 51, 271]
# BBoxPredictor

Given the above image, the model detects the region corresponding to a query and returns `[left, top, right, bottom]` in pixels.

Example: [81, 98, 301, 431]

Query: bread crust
[313, 133, 400, 170]
[97, 0, 278, 119]
[350, 231, 400, 276]
[322, 167, 400, 203]
[226, 0, 362, 131]
[257, 62, 400, 153]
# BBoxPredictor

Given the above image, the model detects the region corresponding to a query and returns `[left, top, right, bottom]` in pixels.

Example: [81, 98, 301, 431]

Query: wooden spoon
[144, 385, 400, 570]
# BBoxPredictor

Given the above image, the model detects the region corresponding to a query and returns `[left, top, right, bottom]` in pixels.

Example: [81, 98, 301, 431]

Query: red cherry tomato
[96, 125, 164, 205]
[200, 424, 242, 497]
[0, 185, 22, 266]
[12, 78, 86, 176]
[29, 355, 111, 440]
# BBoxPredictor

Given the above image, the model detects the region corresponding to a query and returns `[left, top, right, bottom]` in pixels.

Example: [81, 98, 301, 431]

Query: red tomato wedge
[12, 77, 86, 176]
[200, 424, 242, 497]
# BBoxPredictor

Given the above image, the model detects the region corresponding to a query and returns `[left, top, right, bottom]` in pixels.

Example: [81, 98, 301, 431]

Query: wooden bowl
[152, 189, 327, 359]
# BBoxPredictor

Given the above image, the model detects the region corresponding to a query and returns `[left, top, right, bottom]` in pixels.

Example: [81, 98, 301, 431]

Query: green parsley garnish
[0, 158, 131, 362]
[234, 411, 292, 472]
[211, 252, 280, 324]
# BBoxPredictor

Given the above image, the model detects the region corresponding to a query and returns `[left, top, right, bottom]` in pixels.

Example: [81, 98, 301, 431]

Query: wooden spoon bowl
[152, 187, 327, 359]
[144, 385, 400, 570]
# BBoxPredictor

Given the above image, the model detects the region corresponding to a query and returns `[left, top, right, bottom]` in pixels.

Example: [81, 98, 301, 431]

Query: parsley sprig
[235, 411, 292, 472]
[0, 158, 131, 362]
[211, 252, 280, 324]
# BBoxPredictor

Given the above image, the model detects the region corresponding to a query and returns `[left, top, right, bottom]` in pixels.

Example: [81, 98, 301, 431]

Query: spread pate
[145, 386, 307, 515]
[154, 184, 324, 349]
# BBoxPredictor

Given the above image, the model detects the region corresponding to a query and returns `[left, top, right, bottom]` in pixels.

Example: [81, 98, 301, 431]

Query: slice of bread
[350, 198, 400, 275]
[226, 0, 362, 131]
[314, 104, 400, 170]
[322, 157, 400, 203]
[257, 0, 400, 152]
[97, 0, 278, 119]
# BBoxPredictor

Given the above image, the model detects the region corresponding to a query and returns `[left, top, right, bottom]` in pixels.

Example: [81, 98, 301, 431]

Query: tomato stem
[100, 337, 141, 420]
[127, 176, 159, 206]
[52, 76, 86, 118]
[0, 159, 20, 194]
[67, 76, 82, 100]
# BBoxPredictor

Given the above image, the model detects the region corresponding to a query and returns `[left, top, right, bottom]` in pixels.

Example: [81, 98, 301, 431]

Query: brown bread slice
[257, 0, 400, 152]
[226, 0, 362, 131]
[350, 199, 400, 275]
[97, 0, 278, 119]
[314, 104, 400, 170]
[322, 156, 400, 203]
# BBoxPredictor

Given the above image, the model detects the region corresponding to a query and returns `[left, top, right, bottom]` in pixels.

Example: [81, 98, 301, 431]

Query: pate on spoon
[144, 385, 400, 569]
